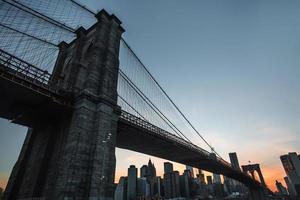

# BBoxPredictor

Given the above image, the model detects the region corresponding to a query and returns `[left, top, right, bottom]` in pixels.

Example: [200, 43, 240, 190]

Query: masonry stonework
[4, 10, 124, 200]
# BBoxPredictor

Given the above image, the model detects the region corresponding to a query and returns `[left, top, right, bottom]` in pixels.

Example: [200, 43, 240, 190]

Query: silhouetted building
[213, 173, 222, 184]
[147, 159, 156, 179]
[198, 169, 206, 184]
[140, 165, 148, 178]
[281, 152, 300, 196]
[163, 170, 180, 199]
[180, 172, 191, 198]
[207, 176, 213, 185]
[186, 165, 194, 178]
[164, 162, 173, 174]
[114, 177, 127, 200]
[137, 177, 150, 198]
[140, 159, 156, 184]
[127, 165, 137, 200]
[150, 176, 162, 197]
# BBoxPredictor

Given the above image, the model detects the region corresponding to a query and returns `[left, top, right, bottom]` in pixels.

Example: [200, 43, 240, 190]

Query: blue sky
[1, 0, 300, 191]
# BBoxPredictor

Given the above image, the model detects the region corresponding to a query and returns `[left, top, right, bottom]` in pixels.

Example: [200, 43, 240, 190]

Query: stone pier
[4, 9, 124, 200]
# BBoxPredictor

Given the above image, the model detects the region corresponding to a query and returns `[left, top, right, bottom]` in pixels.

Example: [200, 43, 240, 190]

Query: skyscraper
[197, 169, 206, 184]
[180, 172, 191, 198]
[114, 177, 127, 200]
[186, 165, 194, 178]
[127, 165, 137, 200]
[163, 171, 180, 199]
[164, 162, 173, 174]
[229, 152, 241, 171]
[148, 159, 156, 179]
[140, 165, 148, 178]
[137, 177, 150, 198]
[213, 173, 222, 184]
[280, 152, 300, 196]
[150, 176, 162, 197]
[207, 176, 213, 185]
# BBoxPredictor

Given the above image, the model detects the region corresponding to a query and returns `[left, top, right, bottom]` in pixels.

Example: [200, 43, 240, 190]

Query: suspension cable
[118, 95, 148, 121]
[119, 70, 193, 143]
[0, 23, 57, 47]
[69, 0, 95, 15]
[8, 0, 76, 33]
[121, 39, 223, 159]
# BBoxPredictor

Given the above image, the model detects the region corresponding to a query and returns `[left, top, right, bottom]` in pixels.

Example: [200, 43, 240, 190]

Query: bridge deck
[0, 49, 70, 126]
[117, 111, 261, 189]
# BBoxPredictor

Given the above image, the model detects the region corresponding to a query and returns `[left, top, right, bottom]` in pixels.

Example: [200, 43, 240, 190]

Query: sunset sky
[1, 0, 300, 192]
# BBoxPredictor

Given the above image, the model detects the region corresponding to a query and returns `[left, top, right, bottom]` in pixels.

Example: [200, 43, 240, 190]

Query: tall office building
[140, 165, 148, 178]
[137, 177, 150, 198]
[114, 177, 127, 200]
[213, 173, 222, 184]
[280, 152, 300, 196]
[140, 159, 156, 184]
[163, 171, 180, 199]
[207, 176, 213, 185]
[148, 159, 156, 178]
[150, 176, 162, 197]
[127, 165, 137, 200]
[197, 169, 206, 184]
[186, 165, 194, 178]
[164, 162, 173, 174]
[180, 172, 191, 198]
[229, 152, 241, 171]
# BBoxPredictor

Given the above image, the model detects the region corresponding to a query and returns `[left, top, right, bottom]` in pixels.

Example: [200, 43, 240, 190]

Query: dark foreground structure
[0, 10, 267, 200]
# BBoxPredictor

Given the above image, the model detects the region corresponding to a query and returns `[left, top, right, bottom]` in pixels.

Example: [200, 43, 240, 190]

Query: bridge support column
[4, 9, 124, 200]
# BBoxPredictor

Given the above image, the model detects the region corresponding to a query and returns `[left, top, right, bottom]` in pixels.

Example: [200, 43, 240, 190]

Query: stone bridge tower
[4, 10, 124, 200]
[241, 164, 266, 188]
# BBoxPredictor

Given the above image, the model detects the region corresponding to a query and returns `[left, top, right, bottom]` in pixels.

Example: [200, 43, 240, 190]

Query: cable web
[0, 0, 224, 159]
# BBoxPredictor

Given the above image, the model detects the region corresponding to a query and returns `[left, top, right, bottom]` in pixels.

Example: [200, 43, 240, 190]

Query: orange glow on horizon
[0, 178, 7, 190]
[261, 166, 287, 192]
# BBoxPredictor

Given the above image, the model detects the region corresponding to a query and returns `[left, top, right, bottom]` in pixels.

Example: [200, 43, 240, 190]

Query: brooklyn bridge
[0, 0, 271, 199]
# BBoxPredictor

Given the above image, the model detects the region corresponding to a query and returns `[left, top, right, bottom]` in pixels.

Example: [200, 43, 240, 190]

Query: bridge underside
[0, 65, 70, 126]
[117, 119, 260, 189]
[0, 66, 261, 190]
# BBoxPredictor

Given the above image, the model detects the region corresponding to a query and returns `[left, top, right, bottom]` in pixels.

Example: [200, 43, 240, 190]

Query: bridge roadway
[0, 49, 262, 189]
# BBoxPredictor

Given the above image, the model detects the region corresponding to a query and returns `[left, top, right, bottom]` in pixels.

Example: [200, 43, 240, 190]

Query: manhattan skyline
[1, 0, 300, 194]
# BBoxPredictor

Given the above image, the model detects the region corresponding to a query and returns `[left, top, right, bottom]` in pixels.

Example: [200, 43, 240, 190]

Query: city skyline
[113, 150, 291, 192]
[1, 0, 300, 198]
[113, 154, 295, 199]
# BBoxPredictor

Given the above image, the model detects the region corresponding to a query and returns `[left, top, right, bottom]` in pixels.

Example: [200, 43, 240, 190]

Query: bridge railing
[120, 110, 232, 168]
[0, 48, 56, 90]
